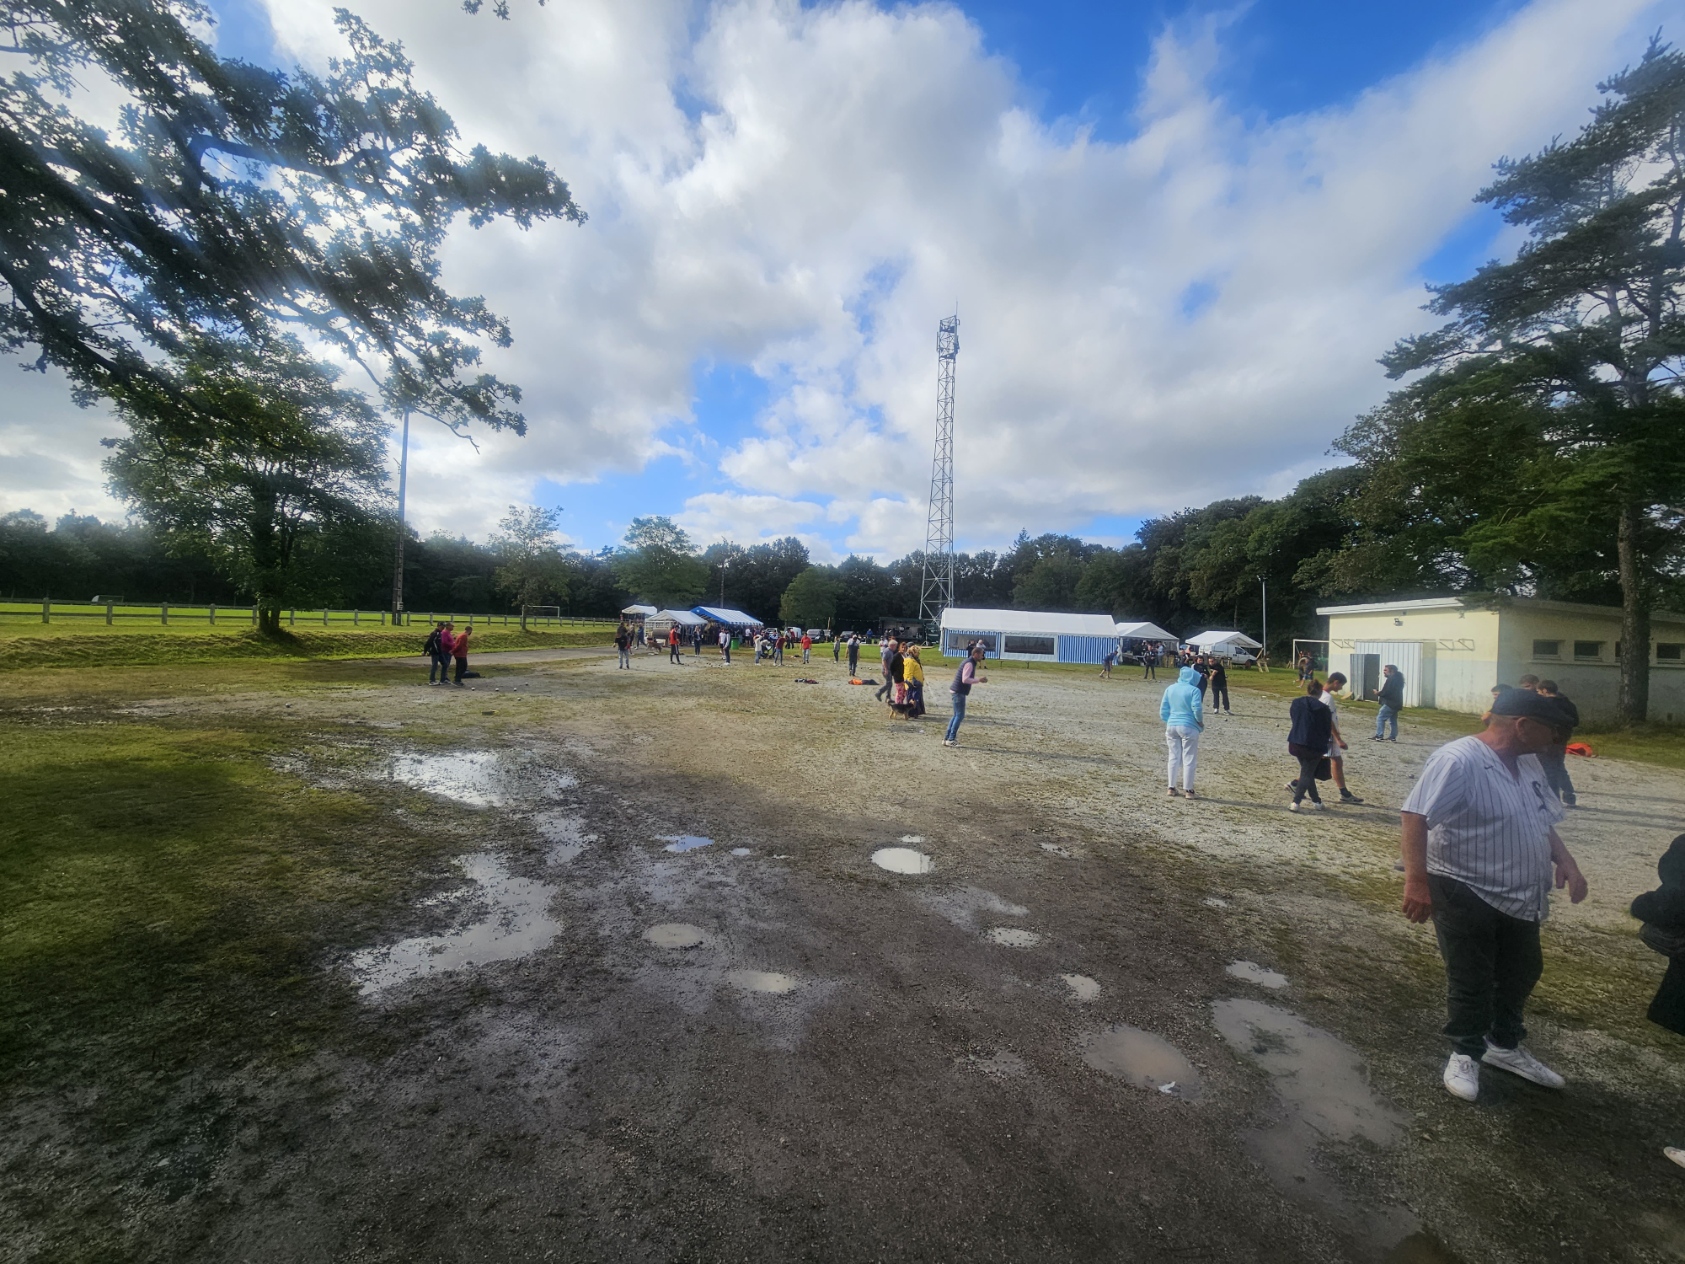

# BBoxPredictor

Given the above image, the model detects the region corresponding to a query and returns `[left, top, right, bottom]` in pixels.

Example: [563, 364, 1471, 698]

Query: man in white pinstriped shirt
[1400, 687, 1589, 1103]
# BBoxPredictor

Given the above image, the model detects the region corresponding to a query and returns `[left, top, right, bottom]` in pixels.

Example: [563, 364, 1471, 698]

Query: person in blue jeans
[1373, 664, 1404, 740]
[944, 644, 988, 746]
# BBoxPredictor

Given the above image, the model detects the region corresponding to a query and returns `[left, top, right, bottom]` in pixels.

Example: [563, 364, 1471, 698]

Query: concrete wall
[1327, 605, 1499, 714]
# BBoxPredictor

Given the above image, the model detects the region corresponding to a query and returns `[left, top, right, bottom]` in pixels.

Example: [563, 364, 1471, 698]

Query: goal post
[520, 605, 562, 631]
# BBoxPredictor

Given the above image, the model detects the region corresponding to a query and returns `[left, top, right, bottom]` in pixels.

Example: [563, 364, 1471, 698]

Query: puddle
[1080, 1025, 1201, 1099]
[918, 886, 1027, 929]
[350, 853, 561, 995]
[967, 1049, 1027, 1079]
[531, 811, 593, 865]
[386, 750, 574, 808]
[661, 834, 715, 853]
[726, 969, 798, 994]
[984, 927, 1042, 948]
[1203, 896, 1230, 909]
[872, 846, 933, 874]
[1061, 973, 1101, 1002]
[1226, 960, 1289, 989]
[730, 847, 752, 857]
[1213, 998, 1409, 1251]
[643, 922, 709, 949]
[1383, 1234, 1468, 1264]
[1039, 842, 1074, 858]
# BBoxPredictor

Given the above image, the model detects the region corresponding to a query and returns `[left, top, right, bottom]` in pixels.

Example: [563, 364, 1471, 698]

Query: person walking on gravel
[425, 621, 451, 685]
[615, 623, 632, 669]
[1537, 680, 1579, 807]
[1208, 656, 1230, 714]
[1142, 645, 1158, 680]
[1160, 665, 1204, 799]
[1400, 687, 1587, 1103]
[1373, 664, 1404, 741]
[452, 624, 473, 686]
[1322, 672, 1362, 804]
[801, 632, 812, 665]
[944, 643, 987, 746]
[876, 639, 898, 702]
[847, 634, 860, 676]
[832, 635, 840, 664]
[668, 626, 683, 664]
[1286, 679, 1332, 811]
[719, 627, 731, 664]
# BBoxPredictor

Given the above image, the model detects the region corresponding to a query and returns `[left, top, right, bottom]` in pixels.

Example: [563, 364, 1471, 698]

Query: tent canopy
[621, 604, 657, 618]
[691, 605, 763, 628]
[1116, 620, 1176, 641]
[1188, 629, 1263, 649]
[651, 609, 707, 627]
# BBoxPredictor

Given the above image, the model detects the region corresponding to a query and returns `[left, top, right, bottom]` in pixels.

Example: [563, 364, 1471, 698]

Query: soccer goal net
[520, 605, 563, 628]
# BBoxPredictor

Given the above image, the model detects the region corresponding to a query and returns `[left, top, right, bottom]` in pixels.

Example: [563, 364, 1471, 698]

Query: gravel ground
[8, 648, 1685, 1262]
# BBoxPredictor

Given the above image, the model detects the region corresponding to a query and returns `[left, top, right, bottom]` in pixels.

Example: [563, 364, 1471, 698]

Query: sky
[0, 0, 1670, 561]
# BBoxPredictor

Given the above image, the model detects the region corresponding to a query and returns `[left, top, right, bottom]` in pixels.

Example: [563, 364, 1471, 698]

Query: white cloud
[0, 0, 1668, 559]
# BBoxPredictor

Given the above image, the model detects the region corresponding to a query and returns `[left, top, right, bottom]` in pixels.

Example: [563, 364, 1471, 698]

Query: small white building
[1317, 595, 1685, 725]
[939, 607, 1121, 663]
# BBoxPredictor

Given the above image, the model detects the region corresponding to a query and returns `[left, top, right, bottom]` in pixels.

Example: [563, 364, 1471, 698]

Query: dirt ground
[7, 645, 1685, 1263]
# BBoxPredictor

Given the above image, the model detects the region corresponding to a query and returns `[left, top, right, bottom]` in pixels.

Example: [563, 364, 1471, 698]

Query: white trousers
[1165, 725, 1200, 790]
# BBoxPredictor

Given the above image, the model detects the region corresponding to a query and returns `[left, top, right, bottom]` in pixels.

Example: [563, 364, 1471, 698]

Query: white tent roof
[940, 607, 1119, 637]
[621, 604, 657, 617]
[1116, 621, 1176, 641]
[1188, 629, 1263, 649]
[651, 609, 707, 626]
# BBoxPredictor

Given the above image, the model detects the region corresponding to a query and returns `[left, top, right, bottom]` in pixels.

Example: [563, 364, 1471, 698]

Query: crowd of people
[422, 620, 473, 685]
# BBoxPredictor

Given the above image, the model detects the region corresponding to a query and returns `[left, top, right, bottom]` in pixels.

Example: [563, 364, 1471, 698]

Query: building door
[1352, 653, 1381, 701]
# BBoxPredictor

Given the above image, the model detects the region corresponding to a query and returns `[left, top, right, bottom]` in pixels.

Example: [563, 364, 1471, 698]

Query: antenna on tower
[919, 313, 959, 634]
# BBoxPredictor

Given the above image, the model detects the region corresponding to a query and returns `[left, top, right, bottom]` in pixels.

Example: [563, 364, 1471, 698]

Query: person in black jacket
[1632, 835, 1685, 1168]
[1537, 680, 1579, 806]
[1287, 680, 1334, 811]
[1208, 656, 1230, 714]
[1372, 664, 1404, 741]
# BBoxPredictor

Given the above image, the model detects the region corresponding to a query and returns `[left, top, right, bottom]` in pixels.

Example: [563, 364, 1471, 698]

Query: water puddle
[1203, 896, 1230, 909]
[726, 969, 798, 994]
[1212, 998, 1410, 1252]
[872, 846, 933, 874]
[385, 750, 574, 808]
[967, 1049, 1027, 1079]
[643, 922, 709, 949]
[531, 811, 593, 865]
[1039, 842, 1074, 858]
[984, 927, 1042, 948]
[1080, 1025, 1201, 1099]
[661, 834, 714, 853]
[1226, 960, 1289, 989]
[918, 886, 1027, 929]
[730, 847, 752, 857]
[350, 853, 560, 995]
[1061, 973, 1101, 1002]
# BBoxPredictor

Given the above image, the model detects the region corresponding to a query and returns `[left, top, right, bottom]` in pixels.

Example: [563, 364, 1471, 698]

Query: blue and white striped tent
[938, 607, 1122, 664]
[690, 605, 765, 629]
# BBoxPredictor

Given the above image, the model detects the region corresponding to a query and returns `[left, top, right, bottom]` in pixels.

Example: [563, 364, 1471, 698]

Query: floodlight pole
[391, 409, 411, 624]
[1259, 575, 1267, 665]
[919, 314, 959, 634]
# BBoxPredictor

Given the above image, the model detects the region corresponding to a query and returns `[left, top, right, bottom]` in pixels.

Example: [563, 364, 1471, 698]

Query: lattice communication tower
[919, 314, 959, 631]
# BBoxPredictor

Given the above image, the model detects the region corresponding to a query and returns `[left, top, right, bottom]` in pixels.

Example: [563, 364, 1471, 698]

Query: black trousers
[1291, 751, 1322, 804]
[1538, 745, 1576, 803]
[1210, 681, 1229, 711]
[1142, 662, 1156, 679]
[1429, 875, 1542, 1058]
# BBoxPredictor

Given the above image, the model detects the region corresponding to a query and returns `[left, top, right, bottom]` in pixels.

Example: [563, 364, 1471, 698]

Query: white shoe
[1288, 801, 1300, 812]
[1666, 1146, 1685, 1169]
[1443, 1053, 1480, 1102]
[1309, 802, 1327, 812]
[1481, 1040, 1565, 1089]
[1167, 787, 1181, 797]
[942, 740, 956, 747]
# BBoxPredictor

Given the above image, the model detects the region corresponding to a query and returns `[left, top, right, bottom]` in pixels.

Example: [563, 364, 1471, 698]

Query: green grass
[0, 624, 611, 668]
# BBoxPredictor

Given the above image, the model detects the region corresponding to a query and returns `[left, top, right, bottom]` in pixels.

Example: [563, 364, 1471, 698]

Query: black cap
[1490, 686, 1571, 728]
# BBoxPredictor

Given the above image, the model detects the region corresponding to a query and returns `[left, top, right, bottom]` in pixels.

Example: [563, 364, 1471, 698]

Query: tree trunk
[258, 603, 282, 635]
[1617, 500, 1651, 726]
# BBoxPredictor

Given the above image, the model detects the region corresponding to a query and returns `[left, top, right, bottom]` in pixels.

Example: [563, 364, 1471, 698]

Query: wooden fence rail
[0, 600, 617, 630]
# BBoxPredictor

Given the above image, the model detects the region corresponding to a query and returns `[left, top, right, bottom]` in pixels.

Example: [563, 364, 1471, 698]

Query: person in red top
[669, 626, 683, 664]
[451, 624, 472, 686]
[801, 633, 813, 665]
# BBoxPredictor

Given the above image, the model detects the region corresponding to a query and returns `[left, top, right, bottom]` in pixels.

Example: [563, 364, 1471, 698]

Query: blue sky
[5, 0, 1655, 558]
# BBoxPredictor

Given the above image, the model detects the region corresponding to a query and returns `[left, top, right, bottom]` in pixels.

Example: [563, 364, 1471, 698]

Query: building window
[1532, 640, 1561, 659]
[945, 632, 997, 655]
[1659, 643, 1683, 662]
[1003, 635, 1056, 656]
[1573, 640, 1603, 661]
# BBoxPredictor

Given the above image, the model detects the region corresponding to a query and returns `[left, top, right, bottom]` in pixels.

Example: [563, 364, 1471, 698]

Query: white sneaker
[1443, 1053, 1480, 1101]
[1666, 1146, 1685, 1169]
[1288, 801, 1300, 812]
[1309, 802, 1327, 812]
[1481, 1041, 1565, 1089]
[1167, 786, 1181, 797]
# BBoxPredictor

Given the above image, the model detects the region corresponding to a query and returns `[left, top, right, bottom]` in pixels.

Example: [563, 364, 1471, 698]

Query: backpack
[422, 629, 441, 655]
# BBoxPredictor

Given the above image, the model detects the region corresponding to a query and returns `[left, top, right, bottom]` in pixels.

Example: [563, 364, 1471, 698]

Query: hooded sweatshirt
[1160, 666, 1205, 729]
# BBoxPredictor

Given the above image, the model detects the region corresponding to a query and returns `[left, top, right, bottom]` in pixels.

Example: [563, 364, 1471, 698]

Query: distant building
[939, 607, 1120, 664]
[1317, 596, 1685, 724]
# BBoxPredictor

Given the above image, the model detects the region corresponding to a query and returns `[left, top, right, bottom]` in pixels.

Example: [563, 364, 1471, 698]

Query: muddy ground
[6, 647, 1685, 1262]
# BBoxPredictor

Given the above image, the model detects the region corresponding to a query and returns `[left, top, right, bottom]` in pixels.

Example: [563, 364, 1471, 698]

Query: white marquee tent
[1188, 629, 1263, 656]
[939, 607, 1121, 664]
[1115, 620, 1177, 642]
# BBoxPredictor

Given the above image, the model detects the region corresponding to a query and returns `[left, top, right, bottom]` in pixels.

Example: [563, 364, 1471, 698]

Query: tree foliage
[613, 515, 707, 608]
[1, 0, 584, 432]
[779, 566, 838, 628]
[491, 504, 570, 607]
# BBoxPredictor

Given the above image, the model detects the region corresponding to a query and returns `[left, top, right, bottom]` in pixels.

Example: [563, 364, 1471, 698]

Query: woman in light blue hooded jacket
[1160, 665, 1205, 798]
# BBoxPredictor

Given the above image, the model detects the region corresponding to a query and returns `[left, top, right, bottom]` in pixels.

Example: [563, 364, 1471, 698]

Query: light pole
[719, 554, 731, 606]
[1258, 575, 1268, 669]
[391, 408, 411, 624]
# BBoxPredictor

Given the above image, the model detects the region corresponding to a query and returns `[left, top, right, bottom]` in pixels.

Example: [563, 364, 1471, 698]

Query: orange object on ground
[1566, 742, 1594, 758]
